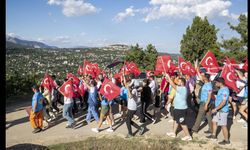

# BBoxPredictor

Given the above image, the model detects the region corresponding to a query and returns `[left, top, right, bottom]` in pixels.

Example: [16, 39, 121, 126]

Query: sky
[6, 0, 247, 53]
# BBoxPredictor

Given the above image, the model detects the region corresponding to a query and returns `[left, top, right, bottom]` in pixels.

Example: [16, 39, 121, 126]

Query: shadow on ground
[6, 143, 48, 150]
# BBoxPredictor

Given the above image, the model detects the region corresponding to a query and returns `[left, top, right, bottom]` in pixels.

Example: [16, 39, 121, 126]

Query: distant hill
[6, 35, 57, 49]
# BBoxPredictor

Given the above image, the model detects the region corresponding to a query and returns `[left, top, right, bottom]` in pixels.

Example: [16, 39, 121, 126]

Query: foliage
[125, 44, 145, 70]
[124, 43, 158, 71]
[143, 44, 158, 70]
[219, 14, 248, 62]
[180, 16, 219, 62]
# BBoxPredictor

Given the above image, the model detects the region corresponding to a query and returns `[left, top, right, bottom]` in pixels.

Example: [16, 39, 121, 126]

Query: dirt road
[6, 99, 248, 149]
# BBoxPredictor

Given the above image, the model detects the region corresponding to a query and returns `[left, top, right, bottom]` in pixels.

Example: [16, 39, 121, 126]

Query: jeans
[63, 103, 75, 125]
[126, 109, 140, 135]
[86, 105, 99, 123]
[161, 92, 167, 108]
[192, 103, 213, 132]
[140, 101, 153, 123]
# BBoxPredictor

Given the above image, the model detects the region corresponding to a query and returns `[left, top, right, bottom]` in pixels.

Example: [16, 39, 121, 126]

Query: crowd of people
[29, 59, 248, 145]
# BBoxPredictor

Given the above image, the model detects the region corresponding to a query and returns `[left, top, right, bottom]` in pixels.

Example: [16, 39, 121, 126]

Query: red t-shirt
[160, 78, 169, 93]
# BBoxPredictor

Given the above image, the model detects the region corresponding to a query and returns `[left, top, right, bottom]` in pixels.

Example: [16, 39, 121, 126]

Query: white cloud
[144, 0, 233, 22]
[113, 0, 243, 22]
[113, 6, 136, 22]
[47, 0, 62, 5]
[47, 0, 99, 17]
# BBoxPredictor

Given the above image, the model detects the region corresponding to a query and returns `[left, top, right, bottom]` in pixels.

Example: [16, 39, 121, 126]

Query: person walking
[165, 73, 192, 141]
[30, 85, 44, 133]
[206, 77, 230, 145]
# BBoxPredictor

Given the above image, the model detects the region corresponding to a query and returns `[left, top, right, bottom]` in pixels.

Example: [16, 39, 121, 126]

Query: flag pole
[160, 56, 167, 74]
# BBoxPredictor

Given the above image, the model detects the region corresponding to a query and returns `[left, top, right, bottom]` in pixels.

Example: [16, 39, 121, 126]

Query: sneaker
[233, 116, 236, 120]
[168, 119, 174, 123]
[204, 130, 212, 134]
[139, 127, 145, 135]
[91, 128, 99, 133]
[116, 113, 122, 117]
[152, 119, 156, 124]
[138, 122, 144, 126]
[237, 118, 246, 123]
[166, 132, 176, 138]
[103, 120, 108, 125]
[218, 140, 230, 145]
[125, 134, 133, 138]
[206, 134, 217, 140]
[47, 118, 52, 122]
[181, 136, 192, 141]
[106, 128, 114, 132]
[32, 128, 41, 134]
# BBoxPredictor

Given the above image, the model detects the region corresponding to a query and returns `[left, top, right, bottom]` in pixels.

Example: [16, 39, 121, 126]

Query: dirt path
[6, 99, 248, 149]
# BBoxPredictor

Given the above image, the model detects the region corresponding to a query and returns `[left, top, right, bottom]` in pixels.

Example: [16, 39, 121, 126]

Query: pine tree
[180, 16, 219, 62]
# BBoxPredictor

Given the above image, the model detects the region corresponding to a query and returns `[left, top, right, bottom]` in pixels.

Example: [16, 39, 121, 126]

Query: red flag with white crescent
[200, 50, 220, 73]
[99, 78, 121, 101]
[66, 73, 80, 86]
[220, 65, 239, 93]
[77, 65, 83, 75]
[78, 83, 85, 97]
[58, 79, 74, 98]
[41, 73, 56, 92]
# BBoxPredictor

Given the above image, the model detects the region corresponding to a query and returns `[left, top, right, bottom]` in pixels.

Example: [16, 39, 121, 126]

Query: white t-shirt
[127, 89, 138, 110]
[97, 81, 102, 90]
[236, 80, 246, 97]
[149, 80, 156, 95]
[64, 97, 73, 104]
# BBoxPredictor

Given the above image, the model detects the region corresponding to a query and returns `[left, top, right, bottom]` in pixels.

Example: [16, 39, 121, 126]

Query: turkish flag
[77, 65, 83, 75]
[200, 50, 219, 68]
[66, 73, 80, 86]
[178, 57, 190, 75]
[41, 73, 56, 92]
[91, 63, 101, 79]
[220, 65, 239, 93]
[78, 83, 85, 97]
[114, 72, 123, 79]
[186, 62, 197, 76]
[155, 55, 176, 74]
[83, 60, 93, 75]
[200, 50, 220, 73]
[58, 79, 74, 98]
[127, 62, 141, 77]
[99, 78, 121, 101]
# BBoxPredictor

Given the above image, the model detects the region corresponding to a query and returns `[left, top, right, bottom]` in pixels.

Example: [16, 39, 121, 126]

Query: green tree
[180, 16, 219, 62]
[125, 43, 145, 70]
[219, 14, 247, 62]
[143, 44, 158, 70]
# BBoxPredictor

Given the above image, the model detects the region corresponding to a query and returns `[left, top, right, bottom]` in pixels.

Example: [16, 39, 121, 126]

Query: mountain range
[6, 35, 58, 49]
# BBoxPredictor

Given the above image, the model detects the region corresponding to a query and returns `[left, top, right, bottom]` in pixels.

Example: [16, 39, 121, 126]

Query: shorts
[212, 112, 228, 126]
[101, 105, 110, 116]
[173, 109, 187, 125]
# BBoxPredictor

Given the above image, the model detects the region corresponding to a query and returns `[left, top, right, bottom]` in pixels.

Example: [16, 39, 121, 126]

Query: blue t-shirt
[109, 99, 114, 105]
[200, 82, 212, 103]
[101, 98, 109, 106]
[173, 86, 188, 109]
[215, 87, 229, 112]
[32, 92, 44, 112]
[120, 86, 128, 101]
